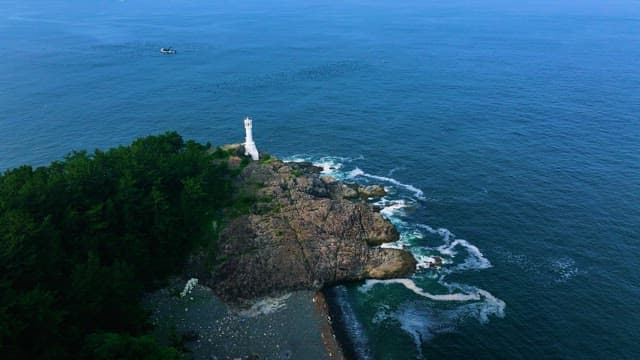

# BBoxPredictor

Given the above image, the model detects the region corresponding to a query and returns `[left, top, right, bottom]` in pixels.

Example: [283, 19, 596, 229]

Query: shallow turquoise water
[1, 1, 639, 358]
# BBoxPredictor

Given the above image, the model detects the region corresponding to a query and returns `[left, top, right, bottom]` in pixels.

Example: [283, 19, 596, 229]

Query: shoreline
[313, 291, 345, 359]
[146, 279, 345, 359]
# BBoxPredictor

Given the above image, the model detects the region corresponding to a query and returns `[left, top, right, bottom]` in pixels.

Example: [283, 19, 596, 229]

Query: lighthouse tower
[243, 117, 259, 161]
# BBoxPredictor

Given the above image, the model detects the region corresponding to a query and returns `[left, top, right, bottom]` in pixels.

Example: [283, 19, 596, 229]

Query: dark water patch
[324, 286, 373, 360]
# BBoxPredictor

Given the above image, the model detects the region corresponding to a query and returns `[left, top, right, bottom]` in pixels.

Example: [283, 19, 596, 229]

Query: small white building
[243, 117, 259, 161]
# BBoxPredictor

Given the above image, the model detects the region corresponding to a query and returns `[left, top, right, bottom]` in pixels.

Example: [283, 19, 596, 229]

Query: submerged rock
[200, 158, 416, 302]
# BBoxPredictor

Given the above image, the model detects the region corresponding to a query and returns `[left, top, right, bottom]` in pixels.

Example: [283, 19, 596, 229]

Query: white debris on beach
[144, 279, 343, 360]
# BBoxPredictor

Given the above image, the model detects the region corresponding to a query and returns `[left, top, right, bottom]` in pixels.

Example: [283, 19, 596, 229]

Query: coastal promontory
[188, 146, 417, 303]
[0, 133, 416, 359]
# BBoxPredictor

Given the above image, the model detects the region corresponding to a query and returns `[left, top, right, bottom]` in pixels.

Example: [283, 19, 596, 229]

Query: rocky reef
[193, 149, 416, 303]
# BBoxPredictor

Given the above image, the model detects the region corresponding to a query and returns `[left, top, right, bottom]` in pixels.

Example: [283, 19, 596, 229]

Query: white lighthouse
[243, 117, 259, 161]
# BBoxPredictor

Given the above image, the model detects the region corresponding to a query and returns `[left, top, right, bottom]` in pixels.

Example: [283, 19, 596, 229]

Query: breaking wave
[361, 279, 480, 302]
[283, 154, 504, 357]
[348, 167, 426, 200]
[283, 155, 359, 180]
[376, 198, 411, 223]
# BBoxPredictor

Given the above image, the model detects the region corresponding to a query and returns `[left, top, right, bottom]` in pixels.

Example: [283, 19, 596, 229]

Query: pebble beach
[146, 280, 343, 360]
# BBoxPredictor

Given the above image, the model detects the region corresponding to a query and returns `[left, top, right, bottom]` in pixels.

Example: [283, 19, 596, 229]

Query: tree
[0, 132, 235, 358]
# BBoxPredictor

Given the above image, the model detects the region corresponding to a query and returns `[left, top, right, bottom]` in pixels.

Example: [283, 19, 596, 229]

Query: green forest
[0, 132, 236, 359]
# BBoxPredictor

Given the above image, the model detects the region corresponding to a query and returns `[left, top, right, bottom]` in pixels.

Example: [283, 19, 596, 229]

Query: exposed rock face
[358, 184, 387, 198]
[207, 158, 416, 302]
[330, 183, 387, 200]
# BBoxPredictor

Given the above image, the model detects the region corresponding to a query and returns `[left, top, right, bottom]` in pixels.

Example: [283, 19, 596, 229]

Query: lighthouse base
[244, 142, 259, 161]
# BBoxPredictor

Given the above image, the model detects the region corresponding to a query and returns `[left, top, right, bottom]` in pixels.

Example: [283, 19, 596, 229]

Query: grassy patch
[211, 147, 234, 160]
[259, 153, 276, 164]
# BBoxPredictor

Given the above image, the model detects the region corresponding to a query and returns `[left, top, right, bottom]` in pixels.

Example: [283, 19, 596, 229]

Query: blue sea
[2, 0, 639, 358]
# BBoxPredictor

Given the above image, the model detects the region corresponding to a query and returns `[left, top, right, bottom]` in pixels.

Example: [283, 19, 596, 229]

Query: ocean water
[1, 0, 639, 358]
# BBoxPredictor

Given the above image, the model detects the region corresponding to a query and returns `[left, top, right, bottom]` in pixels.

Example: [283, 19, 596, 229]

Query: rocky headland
[187, 146, 416, 303]
[149, 146, 418, 359]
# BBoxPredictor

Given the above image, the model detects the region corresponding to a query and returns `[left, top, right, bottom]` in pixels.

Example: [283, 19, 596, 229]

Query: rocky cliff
[198, 150, 416, 303]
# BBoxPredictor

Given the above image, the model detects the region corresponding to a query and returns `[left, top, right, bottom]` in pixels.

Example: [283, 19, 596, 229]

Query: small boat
[160, 47, 176, 54]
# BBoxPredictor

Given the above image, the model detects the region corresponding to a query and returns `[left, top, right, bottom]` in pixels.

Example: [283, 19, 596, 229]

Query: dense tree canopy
[0, 132, 234, 358]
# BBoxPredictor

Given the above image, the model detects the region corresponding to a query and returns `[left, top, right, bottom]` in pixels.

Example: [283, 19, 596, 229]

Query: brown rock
[365, 249, 417, 278]
[358, 184, 387, 198]
[205, 158, 415, 303]
[338, 184, 359, 199]
[321, 175, 337, 184]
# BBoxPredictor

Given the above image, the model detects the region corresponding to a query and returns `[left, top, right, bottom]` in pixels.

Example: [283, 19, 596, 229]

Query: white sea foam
[317, 162, 338, 174]
[282, 155, 308, 163]
[475, 288, 506, 322]
[387, 167, 404, 177]
[417, 223, 437, 234]
[314, 157, 345, 175]
[389, 291, 505, 359]
[414, 254, 438, 270]
[438, 228, 453, 243]
[415, 224, 492, 272]
[362, 279, 505, 317]
[372, 198, 412, 231]
[379, 199, 408, 219]
[381, 228, 423, 249]
[371, 304, 392, 325]
[237, 293, 291, 317]
[282, 155, 354, 182]
[396, 307, 430, 359]
[550, 257, 580, 283]
[330, 286, 373, 360]
[494, 248, 583, 284]
[438, 239, 492, 271]
[368, 176, 425, 200]
[347, 167, 365, 178]
[347, 167, 426, 200]
[443, 283, 506, 322]
[285, 153, 505, 348]
[417, 224, 455, 243]
[361, 279, 481, 302]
